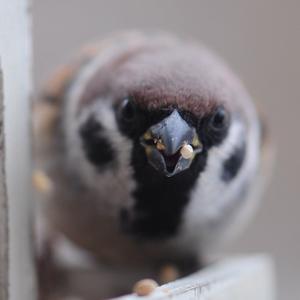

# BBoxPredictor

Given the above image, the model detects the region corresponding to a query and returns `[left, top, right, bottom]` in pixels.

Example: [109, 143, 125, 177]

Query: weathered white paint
[0, 63, 8, 300]
[0, 1, 35, 299]
[118, 255, 275, 300]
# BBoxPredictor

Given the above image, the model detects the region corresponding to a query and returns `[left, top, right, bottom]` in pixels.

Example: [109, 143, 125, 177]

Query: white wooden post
[0, 1, 35, 299]
[0, 65, 8, 300]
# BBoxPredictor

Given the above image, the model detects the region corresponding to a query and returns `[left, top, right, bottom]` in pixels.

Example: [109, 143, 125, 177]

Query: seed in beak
[156, 139, 166, 151]
[143, 131, 152, 141]
[180, 144, 194, 159]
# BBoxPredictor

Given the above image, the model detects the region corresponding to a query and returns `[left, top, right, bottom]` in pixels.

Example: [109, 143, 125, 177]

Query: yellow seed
[143, 131, 152, 141]
[159, 264, 179, 284]
[192, 135, 201, 148]
[180, 144, 194, 159]
[156, 141, 166, 151]
[133, 279, 158, 296]
[32, 170, 53, 194]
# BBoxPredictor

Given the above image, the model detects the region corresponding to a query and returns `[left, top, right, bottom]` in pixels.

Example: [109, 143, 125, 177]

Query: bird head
[62, 33, 257, 240]
[75, 36, 237, 180]
[115, 96, 230, 179]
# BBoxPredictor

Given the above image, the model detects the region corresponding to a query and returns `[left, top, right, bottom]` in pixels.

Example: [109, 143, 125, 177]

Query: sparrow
[34, 32, 273, 298]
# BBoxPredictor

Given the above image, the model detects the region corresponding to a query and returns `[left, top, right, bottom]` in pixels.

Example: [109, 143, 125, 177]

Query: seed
[159, 264, 179, 283]
[32, 170, 53, 194]
[133, 279, 158, 296]
[180, 144, 194, 159]
[156, 140, 166, 151]
[143, 131, 152, 141]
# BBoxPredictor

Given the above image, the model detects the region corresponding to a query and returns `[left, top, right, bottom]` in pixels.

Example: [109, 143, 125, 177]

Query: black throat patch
[121, 143, 208, 240]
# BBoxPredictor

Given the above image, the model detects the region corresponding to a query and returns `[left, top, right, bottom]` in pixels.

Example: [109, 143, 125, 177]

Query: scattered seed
[159, 264, 179, 284]
[32, 170, 53, 194]
[133, 279, 158, 296]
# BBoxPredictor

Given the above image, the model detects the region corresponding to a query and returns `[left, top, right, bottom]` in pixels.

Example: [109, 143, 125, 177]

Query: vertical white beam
[0, 1, 35, 299]
[0, 64, 8, 300]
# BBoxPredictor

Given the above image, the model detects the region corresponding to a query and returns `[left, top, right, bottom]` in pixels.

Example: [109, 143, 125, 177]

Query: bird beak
[140, 110, 203, 177]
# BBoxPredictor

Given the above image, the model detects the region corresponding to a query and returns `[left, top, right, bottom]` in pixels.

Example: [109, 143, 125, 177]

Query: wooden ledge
[117, 255, 275, 300]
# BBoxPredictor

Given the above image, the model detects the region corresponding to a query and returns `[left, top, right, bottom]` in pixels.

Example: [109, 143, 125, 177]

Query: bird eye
[204, 106, 230, 146]
[210, 106, 229, 130]
[119, 98, 136, 122]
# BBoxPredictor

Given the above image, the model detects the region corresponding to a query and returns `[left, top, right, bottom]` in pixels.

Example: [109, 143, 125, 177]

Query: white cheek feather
[90, 101, 136, 197]
[62, 42, 138, 213]
[180, 112, 261, 252]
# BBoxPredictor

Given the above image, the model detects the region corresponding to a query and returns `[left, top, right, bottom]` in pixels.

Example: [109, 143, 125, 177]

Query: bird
[33, 31, 273, 299]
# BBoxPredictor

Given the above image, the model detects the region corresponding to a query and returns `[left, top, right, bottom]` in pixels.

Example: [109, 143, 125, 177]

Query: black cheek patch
[222, 141, 246, 182]
[79, 116, 115, 170]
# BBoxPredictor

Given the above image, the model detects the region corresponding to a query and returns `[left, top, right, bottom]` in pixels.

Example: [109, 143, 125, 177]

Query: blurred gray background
[33, 1, 300, 299]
